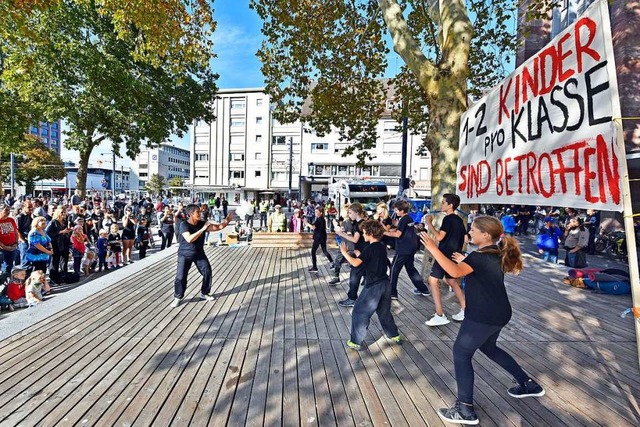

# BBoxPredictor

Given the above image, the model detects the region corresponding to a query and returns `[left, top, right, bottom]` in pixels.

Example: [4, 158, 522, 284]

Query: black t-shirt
[463, 246, 512, 326]
[395, 215, 418, 255]
[350, 219, 366, 251]
[438, 214, 466, 257]
[358, 241, 389, 287]
[178, 220, 206, 256]
[312, 215, 327, 240]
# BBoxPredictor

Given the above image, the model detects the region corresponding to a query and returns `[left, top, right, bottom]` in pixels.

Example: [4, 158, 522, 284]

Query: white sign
[457, 0, 623, 211]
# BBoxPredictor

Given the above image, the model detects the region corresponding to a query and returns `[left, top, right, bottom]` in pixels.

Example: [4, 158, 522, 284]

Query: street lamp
[288, 137, 293, 212]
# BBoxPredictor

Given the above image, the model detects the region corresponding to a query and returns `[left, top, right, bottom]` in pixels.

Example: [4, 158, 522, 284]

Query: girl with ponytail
[420, 216, 544, 425]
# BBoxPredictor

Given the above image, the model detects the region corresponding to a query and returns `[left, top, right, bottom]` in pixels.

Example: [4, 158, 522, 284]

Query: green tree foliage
[0, 0, 214, 71]
[251, 0, 525, 196]
[168, 176, 184, 188]
[144, 173, 166, 197]
[1, 1, 217, 197]
[0, 135, 65, 195]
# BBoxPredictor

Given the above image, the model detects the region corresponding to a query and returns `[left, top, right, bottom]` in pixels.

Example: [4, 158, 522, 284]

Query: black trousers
[174, 253, 212, 299]
[389, 253, 429, 296]
[51, 249, 69, 274]
[454, 319, 529, 404]
[311, 238, 333, 269]
[161, 231, 174, 250]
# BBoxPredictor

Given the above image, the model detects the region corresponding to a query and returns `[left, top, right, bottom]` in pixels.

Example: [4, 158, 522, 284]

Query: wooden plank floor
[0, 247, 639, 426]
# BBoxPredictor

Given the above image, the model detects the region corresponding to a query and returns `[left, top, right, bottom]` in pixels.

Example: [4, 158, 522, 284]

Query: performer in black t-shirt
[340, 220, 400, 350]
[421, 216, 545, 425]
[423, 193, 467, 326]
[384, 199, 430, 300]
[171, 204, 234, 308]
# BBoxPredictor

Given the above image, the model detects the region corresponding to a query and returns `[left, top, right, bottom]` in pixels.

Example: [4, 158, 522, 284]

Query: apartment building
[191, 88, 431, 201]
[132, 143, 190, 191]
[29, 120, 62, 156]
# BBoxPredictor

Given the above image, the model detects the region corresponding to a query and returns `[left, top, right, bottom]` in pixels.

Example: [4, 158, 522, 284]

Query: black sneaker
[308, 267, 319, 272]
[338, 298, 355, 307]
[508, 378, 545, 398]
[328, 277, 340, 285]
[437, 401, 479, 425]
[412, 288, 431, 296]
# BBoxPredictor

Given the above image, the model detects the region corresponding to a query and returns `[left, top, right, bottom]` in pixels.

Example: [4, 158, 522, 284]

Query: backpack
[64, 272, 80, 284]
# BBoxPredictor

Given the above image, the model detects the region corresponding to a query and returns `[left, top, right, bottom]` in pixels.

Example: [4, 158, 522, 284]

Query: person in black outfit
[45, 206, 72, 282]
[423, 193, 467, 326]
[171, 204, 234, 308]
[421, 216, 545, 425]
[333, 203, 367, 307]
[136, 217, 151, 259]
[340, 220, 401, 350]
[305, 207, 333, 272]
[384, 199, 431, 299]
[159, 206, 175, 249]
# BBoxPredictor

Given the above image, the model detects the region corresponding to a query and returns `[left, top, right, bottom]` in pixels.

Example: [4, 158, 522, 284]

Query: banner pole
[601, 0, 640, 369]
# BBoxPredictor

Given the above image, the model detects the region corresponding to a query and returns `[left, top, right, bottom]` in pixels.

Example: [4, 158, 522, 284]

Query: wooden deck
[0, 246, 638, 426]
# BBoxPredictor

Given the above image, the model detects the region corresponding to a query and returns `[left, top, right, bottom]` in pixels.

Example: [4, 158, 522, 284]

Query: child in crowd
[96, 229, 108, 272]
[107, 224, 122, 268]
[24, 270, 49, 306]
[6, 266, 27, 305]
[421, 216, 545, 425]
[81, 250, 96, 276]
[339, 220, 401, 350]
[70, 225, 87, 275]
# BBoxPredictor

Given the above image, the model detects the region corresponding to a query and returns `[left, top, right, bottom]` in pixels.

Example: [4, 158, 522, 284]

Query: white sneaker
[170, 297, 183, 308]
[200, 293, 216, 301]
[425, 313, 450, 327]
[452, 309, 465, 322]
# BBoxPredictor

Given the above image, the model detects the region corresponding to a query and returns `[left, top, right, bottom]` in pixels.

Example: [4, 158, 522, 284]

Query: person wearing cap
[500, 209, 517, 237]
[0, 202, 19, 274]
[536, 217, 562, 263]
[267, 205, 287, 232]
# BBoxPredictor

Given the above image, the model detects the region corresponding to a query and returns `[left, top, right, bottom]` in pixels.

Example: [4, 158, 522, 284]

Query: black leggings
[311, 238, 333, 269]
[454, 318, 529, 404]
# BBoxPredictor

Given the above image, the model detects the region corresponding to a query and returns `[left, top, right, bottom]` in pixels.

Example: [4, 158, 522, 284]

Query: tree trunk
[76, 144, 92, 199]
[379, 0, 473, 204]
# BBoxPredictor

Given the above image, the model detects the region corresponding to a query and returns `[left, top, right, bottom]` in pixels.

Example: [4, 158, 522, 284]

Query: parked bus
[328, 180, 389, 216]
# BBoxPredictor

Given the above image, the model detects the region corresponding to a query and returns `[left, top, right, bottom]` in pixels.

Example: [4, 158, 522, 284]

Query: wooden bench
[251, 232, 338, 248]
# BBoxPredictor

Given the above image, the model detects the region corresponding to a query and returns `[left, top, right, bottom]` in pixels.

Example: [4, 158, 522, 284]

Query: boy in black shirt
[340, 220, 401, 350]
[384, 200, 431, 299]
[423, 193, 467, 326]
[306, 207, 334, 272]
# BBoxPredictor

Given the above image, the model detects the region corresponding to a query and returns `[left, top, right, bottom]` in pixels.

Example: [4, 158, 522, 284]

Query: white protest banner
[457, 0, 623, 211]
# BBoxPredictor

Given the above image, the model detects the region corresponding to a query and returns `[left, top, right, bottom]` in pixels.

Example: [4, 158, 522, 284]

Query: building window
[231, 99, 246, 110]
[196, 154, 209, 161]
[255, 152, 262, 160]
[195, 173, 209, 179]
[256, 135, 262, 143]
[256, 117, 263, 125]
[256, 99, 263, 106]
[51, 123, 58, 129]
[255, 170, 261, 177]
[272, 136, 288, 145]
[383, 143, 402, 154]
[41, 129, 48, 136]
[383, 121, 398, 133]
[271, 171, 286, 181]
[231, 153, 245, 161]
[139, 173, 148, 178]
[231, 170, 245, 179]
[311, 143, 328, 153]
[231, 119, 245, 127]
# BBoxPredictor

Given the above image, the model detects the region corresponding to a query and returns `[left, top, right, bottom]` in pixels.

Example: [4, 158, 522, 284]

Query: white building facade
[131, 143, 190, 192]
[191, 88, 431, 202]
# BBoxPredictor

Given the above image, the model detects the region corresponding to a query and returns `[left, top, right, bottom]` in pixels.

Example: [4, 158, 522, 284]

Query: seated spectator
[24, 270, 49, 306]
